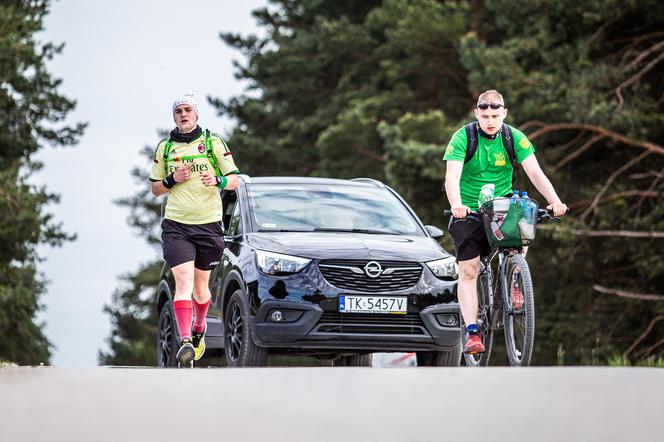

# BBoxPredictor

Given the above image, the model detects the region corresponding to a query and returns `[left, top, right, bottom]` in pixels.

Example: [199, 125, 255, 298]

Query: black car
[156, 176, 461, 367]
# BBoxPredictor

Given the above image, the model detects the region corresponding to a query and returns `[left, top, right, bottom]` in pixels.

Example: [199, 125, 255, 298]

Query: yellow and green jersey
[149, 132, 239, 225]
[443, 124, 535, 209]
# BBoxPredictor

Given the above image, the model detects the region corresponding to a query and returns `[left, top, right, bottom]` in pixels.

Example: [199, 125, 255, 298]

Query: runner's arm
[224, 173, 240, 191]
[150, 140, 169, 197]
[151, 180, 169, 197]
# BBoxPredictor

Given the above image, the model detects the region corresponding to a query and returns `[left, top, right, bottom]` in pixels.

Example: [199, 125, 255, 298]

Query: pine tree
[0, 0, 85, 364]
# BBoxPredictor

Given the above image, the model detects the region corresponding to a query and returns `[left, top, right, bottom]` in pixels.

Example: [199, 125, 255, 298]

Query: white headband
[172, 91, 199, 116]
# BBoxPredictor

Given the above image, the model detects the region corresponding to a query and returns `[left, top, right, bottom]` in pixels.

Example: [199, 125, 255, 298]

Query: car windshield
[246, 183, 424, 235]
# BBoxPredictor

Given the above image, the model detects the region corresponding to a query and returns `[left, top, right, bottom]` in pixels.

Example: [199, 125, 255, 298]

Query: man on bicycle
[443, 89, 567, 354]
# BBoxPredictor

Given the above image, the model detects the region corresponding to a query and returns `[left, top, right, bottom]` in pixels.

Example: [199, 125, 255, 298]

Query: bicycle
[445, 198, 561, 367]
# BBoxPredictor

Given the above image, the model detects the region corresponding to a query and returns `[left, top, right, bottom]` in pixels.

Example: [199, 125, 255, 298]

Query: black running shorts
[161, 219, 225, 270]
[448, 216, 491, 262]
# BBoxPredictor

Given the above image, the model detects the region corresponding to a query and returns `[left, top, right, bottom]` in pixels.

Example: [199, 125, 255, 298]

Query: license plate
[338, 295, 407, 314]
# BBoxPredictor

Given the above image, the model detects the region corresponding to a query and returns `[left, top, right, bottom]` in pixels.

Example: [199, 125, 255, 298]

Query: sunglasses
[477, 103, 505, 110]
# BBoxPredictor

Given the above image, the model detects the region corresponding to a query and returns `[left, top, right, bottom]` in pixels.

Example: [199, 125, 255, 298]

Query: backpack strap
[204, 129, 223, 177]
[501, 123, 516, 166]
[463, 122, 479, 164]
[501, 123, 519, 186]
[163, 139, 173, 174]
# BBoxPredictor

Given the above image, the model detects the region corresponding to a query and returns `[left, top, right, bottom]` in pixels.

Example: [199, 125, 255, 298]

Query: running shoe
[464, 333, 485, 354]
[176, 338, 195, 368]
[192, 323, 207, 361]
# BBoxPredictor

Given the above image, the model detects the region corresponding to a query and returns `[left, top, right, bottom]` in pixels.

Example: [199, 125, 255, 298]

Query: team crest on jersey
[198, 143, 205, 153]
[519, 138, 530, 149]
[494, 152, 506, 166]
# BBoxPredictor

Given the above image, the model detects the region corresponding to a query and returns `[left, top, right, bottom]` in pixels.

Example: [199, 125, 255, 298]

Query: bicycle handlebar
[443, 208, 563, 223]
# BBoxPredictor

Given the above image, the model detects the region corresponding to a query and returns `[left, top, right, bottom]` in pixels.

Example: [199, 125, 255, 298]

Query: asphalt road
[1, 366, 661, 442]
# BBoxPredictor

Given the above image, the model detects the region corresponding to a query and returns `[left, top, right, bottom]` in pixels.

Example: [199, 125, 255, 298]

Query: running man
[150, 92, 240, 367]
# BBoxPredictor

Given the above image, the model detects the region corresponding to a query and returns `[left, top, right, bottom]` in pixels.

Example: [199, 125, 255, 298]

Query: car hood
[246, 232, 452, 262]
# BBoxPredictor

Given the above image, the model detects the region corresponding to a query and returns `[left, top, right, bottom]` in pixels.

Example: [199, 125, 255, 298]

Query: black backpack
[463, 122, 518, 184]
[464, 122, 516, 164]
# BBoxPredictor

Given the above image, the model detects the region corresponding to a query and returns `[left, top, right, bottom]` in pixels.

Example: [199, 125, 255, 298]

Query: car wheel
[416, 344, 462, 367]
[157, 299, 179, 367]
[224, 289, 268, 367]
[332, 354, 373, 367]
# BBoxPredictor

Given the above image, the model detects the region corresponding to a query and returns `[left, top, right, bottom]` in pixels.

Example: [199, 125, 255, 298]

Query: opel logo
[363, 261, 383, 278]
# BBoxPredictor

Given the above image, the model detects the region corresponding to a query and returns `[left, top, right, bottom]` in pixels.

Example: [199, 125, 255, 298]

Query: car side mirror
[424, 225, 444, 238]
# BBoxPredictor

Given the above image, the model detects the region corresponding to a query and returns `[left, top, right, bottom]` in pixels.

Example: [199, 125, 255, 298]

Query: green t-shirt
[443, 123, 535, 209]
[149, 132, 239, 225]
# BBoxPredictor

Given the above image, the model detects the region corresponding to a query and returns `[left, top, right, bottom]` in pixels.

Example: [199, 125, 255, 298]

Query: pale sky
[35, 0, 266, 366]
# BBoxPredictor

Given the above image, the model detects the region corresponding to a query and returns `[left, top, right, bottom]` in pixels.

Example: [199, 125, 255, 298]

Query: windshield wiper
[312, 227, 398, 235]
[257, 228, 313, 232]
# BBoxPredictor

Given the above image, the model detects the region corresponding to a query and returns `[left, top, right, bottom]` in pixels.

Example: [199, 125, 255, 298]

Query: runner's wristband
[216, 175, 228, 189]
[162, 173, 177, 189]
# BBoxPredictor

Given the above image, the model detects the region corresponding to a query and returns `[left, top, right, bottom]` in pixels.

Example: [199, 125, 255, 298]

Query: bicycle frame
[481, 246, 522, 332]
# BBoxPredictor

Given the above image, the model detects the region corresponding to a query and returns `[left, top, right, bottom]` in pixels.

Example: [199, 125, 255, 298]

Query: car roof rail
[350, 177, 385, 187]
[238, 174, 252, 183]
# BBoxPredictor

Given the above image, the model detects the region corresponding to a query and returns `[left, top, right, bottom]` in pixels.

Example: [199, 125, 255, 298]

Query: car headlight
[255, 250, 312, 275]
[426, 256, 458, 280]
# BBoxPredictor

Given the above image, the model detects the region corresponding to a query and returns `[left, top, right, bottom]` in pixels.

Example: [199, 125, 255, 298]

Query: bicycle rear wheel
[502, 254, 535, 366]
[462, 265, 494, 367]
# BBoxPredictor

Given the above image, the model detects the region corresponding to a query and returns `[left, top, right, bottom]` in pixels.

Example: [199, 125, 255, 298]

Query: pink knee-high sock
[173, 300, 193, 341]
[193, 297, 211, 333]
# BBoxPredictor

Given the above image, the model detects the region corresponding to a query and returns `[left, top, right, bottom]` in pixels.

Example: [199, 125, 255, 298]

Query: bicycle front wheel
[502, 254, 535, 366]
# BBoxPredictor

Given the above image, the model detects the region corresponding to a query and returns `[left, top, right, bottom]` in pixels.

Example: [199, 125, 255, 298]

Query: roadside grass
[607, 354, 664, 368]
[556, 344, 664, 367]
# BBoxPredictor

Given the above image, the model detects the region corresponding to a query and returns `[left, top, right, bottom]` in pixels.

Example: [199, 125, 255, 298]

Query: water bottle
[519, 191, 535, 239]
[521, 191, 530, 216]
[478, 183, 495, 208]
[523, 191, 538, 219]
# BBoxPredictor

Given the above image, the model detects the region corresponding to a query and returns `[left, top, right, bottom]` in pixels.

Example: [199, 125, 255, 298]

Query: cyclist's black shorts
[448, 216, 491, 262]
[161, 218, 225, 270]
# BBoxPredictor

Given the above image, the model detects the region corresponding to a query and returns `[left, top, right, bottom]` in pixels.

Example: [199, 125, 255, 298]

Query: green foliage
[379, 110, 455, 226]
[607, 354, 664, 368]
[0, 0, 85, 365]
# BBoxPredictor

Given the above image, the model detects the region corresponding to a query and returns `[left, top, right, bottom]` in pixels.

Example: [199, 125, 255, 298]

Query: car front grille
[318, 260, 422, 292]
[316, 312, 426, 335]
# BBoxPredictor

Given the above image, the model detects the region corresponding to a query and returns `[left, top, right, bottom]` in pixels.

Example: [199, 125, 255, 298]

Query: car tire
[224, 289, 268, 367]
[157, 299, 179, 368]
[332, 354, 373, 367]
[416, 343, 462, 367]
